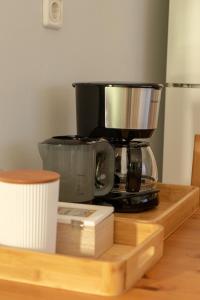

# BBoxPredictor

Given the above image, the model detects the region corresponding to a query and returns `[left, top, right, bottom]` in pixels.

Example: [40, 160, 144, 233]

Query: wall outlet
[43, 0, 63, 30]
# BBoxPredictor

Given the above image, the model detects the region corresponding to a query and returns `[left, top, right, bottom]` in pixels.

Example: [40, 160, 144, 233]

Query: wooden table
[0, 210, 200, 300]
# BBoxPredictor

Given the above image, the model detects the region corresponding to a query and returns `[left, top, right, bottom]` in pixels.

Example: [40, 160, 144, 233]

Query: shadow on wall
[38, 85, 76, 137]
[0, 85, 76, 170]
[0, 143, 36, 170]
[138, 0, 169, 82]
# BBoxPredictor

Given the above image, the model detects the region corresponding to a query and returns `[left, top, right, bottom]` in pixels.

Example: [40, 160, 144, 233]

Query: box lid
[57, 202, 114, 227]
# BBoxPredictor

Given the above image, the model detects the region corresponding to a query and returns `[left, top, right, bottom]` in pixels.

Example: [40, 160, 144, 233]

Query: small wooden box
[56, 202, 114, 258]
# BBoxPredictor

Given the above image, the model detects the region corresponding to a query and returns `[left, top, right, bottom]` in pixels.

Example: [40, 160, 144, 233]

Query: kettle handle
[94, 140, 114, 196]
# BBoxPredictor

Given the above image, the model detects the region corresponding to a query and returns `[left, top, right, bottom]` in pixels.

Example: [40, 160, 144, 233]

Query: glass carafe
[112, 140, 158, 193]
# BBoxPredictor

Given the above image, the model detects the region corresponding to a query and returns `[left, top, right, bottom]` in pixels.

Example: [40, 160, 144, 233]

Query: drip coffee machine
[73, 82, 163, 212]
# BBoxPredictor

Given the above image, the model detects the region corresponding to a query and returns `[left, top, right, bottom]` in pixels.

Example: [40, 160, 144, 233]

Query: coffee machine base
[93, 190, 159, 213]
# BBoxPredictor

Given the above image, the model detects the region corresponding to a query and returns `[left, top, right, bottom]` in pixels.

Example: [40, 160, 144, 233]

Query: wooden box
[116, 183, 200, 239]
[56, 202, 114, 258]
[0, 218, 163, 296]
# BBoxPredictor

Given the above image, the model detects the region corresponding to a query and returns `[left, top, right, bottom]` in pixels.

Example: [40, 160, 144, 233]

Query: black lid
[72, 82, 163, 90]
[41, 135, 94, 145]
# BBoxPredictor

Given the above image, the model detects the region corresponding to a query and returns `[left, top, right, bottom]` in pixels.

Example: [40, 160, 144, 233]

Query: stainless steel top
[105, 86, 162, 130]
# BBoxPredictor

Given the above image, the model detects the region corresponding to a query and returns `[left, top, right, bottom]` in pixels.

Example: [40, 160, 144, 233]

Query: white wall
[0, 0, 168, 175]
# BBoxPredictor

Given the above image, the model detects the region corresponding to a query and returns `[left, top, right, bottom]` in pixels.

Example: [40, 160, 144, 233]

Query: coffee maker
[73, 82, 163, 212]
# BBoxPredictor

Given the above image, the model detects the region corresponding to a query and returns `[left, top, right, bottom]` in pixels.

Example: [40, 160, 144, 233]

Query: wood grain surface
[0, 219, 163, 296]
[116, 183, 199, 239]
[0, 210, 199, 300]
[0, 169, 60, 184]
[191, 135, 200, 187]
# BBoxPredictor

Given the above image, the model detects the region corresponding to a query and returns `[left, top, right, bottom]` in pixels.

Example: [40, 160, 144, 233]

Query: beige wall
[0, 0, 168, 176]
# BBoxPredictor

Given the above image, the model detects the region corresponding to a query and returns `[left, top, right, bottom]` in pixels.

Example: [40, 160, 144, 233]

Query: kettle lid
[40, 135, 94, 145]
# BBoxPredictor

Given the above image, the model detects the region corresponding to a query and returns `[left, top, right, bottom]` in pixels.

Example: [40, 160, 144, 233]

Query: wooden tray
[115, 183, 199, 239]
[0, 219, 163, 297]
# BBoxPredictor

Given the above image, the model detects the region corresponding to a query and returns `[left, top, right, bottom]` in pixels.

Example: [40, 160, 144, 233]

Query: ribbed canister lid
[0, 170, 60, 184]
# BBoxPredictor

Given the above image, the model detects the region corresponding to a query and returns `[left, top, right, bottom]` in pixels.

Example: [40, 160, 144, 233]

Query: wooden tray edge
[0, 221, 164, 296]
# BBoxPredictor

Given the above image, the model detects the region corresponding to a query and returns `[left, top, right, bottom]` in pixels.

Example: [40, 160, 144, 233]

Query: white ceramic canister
[0, 170, 60, 253]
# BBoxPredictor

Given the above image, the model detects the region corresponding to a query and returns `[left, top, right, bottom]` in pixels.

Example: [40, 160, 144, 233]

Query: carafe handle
[94, 140, 114, 196]
[126, 143, 142, 192]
